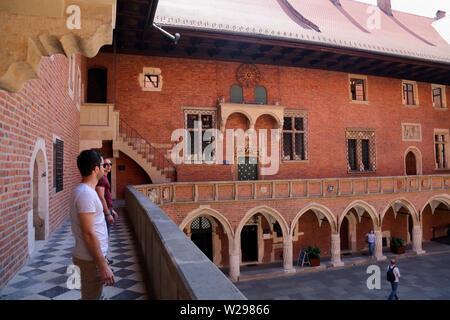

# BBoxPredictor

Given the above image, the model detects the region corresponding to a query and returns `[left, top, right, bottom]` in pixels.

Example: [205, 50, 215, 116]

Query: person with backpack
[387, 259, 401, 300]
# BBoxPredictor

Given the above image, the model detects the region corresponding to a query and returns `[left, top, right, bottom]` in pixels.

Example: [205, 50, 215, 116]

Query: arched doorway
[87, 67, 107, 103]
[29, 140, 50, 256]
[405, 151, 417, 175]
[190, 216, 213, 261]
[340, 216, 350, 251]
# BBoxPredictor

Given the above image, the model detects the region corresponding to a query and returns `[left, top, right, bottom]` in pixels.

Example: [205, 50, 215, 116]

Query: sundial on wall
[236, 64, 261, 87]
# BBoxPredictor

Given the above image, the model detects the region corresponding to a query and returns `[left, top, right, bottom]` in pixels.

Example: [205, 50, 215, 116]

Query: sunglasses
[101, 163, 112, 168]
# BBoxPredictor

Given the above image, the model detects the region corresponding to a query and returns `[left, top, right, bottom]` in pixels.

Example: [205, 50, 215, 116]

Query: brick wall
[87, 52, 450, 187]
[0, 54, 84, 290]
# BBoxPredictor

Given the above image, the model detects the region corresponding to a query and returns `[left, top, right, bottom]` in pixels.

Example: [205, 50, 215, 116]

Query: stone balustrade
[124, 185, 246, 299]
[135, 175, 450, 206]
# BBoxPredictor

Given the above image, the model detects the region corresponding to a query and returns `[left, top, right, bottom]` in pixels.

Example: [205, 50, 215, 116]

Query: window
[254, 86, 267, 104]
[230, 84, 243, 103]
[282, 111, 308, 161]
[434, 130, 449, 169]
[348, 74, 368, 103]
[184, 109, 216, 161]
[139, 67, 162, 92]
[144, 74, 159, 89]
[402, 80, 418, 106]
[432, 84, 446, 109]
[53, 139, 64, 192]
[350, 78, 366, 101]
[346, 129, 376, 172]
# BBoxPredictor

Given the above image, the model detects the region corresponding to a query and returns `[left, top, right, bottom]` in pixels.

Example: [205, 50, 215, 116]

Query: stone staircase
[117, 119, 177, 183]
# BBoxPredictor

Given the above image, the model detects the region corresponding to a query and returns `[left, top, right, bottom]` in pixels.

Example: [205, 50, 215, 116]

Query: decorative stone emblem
[236, 64, 261, 87]
[402, 123, 421, 141]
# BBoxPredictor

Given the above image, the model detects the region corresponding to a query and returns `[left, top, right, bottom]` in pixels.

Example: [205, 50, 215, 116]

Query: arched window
[255, 86, 267, 104]
[230, 84, 243, 103]
[87, 67, 107, 103]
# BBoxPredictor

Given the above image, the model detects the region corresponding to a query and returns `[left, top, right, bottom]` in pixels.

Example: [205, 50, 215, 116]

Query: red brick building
[90, 0, 450, 281]
[1, 0, 449, 288]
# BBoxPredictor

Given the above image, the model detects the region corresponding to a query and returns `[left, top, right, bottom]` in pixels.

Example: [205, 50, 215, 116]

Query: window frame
[402, 80, 419, 107]
[346, 129, 376, 173]
[282, 111, 308, 162]
[53, 138, 64, 193]
[434, 129, 449, 170]
[431, 84, 447, 110]
[183, 108, 217, 163]
[348, 74, 369, 104]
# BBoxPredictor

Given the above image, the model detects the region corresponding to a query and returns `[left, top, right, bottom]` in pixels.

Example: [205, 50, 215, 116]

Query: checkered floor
[0, 209, 149, 300]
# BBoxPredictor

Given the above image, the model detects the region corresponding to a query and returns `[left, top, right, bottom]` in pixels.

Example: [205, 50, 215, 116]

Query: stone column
[412, 225, 426, 255]
[374, 230, 386, 261]
[331, 233, 344, 267]
[229, 239, 240, 282]
[283, 235, 294, 273]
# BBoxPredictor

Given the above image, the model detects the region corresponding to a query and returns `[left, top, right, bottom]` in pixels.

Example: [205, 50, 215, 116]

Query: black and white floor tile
[0, 209, 149, 300]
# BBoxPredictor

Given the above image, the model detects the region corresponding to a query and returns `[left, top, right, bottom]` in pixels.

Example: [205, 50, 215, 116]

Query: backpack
[387, 266, 396, 282]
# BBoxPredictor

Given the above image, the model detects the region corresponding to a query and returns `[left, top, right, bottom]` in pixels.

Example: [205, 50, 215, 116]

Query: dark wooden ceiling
[103, 0, 450, 85]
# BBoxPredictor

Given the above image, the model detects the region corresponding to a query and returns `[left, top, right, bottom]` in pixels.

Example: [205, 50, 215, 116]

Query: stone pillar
[374, 230, 386, 261]
[331, 233, 344, 267]
[283, 235, 294, 273]
[229, 239, 240, 282]
[412, 225, 426, 255]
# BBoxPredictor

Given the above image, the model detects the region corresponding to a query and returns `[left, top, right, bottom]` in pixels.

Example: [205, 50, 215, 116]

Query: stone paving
[235, 248, 450, 300]
[0, 208, 149, 300]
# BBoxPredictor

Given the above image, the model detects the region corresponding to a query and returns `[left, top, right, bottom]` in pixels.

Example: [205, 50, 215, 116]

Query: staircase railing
[119, 119, 177, 181]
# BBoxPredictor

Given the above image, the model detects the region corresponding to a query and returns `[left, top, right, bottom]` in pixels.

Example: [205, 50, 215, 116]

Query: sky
[353, 0, 450, 18]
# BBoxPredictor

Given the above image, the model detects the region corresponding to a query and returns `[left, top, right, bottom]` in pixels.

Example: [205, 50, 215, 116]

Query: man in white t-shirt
[70, 150, 115, 300]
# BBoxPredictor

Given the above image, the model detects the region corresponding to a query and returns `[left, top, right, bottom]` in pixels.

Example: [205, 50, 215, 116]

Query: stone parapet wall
[124, 185, 246, 300]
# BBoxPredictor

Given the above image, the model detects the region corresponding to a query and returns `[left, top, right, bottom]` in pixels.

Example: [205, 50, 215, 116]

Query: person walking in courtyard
[365, 229, 376, 259]
[387, 259, 401, 300]
[70, 150, 115, 300]
[95, 156, 118, 265]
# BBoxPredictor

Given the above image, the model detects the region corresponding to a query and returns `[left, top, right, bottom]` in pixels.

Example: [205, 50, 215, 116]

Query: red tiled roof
[154, 0, 450, 64]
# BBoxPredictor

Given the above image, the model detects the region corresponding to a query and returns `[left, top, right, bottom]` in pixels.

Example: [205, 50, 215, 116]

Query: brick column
[412, 225, 426, 255]
[283, 235, 295, 273]
[331, 233, 344, 267]
[229, 239, 240, 282]
[374, 230, 386, 261]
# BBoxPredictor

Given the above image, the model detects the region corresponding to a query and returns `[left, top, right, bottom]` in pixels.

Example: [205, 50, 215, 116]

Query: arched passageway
[421, 196, 450, 243]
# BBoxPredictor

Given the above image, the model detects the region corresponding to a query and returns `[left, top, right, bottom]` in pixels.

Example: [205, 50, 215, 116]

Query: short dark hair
[77, 150, 102, 177]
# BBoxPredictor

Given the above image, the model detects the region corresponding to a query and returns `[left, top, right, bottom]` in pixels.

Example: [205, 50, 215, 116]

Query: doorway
[190, 217, 213, 261]
[405, 151, 417, 175]
[241, 225, 258, 262]
[87, 68, 107, 103]
[237, 157, 258, 181]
